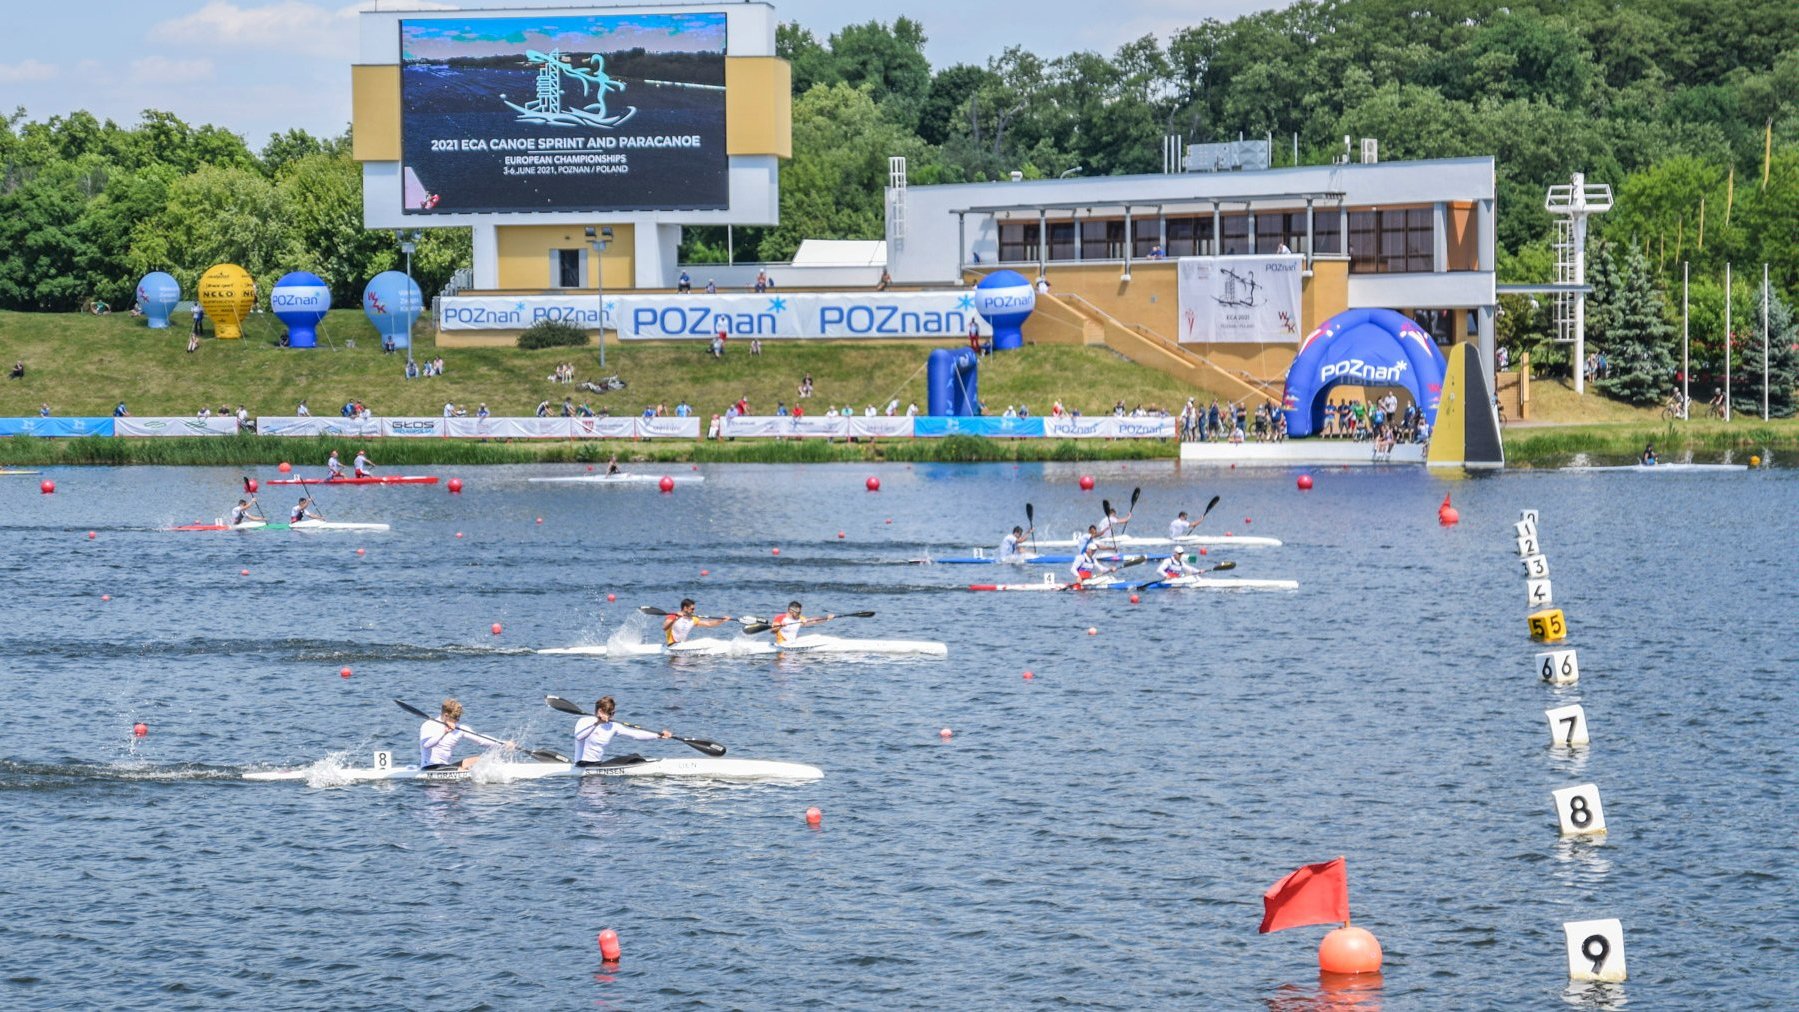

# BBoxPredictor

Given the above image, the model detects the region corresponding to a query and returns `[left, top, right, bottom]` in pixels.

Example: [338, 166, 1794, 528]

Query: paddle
[1025, 502, 1038, 556]
[744, 610, 877, 636]
[294, 476, 327, 523]
[393, 698, 568, 763]
[544, 695, 726, 757]
[637, 606, 737, 622]
[1063, 554, 1149, 590]
[1136, 558, 1236, 590]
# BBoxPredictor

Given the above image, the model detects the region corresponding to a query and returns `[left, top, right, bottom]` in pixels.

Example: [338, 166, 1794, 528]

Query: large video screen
[399, 13, 728, 215]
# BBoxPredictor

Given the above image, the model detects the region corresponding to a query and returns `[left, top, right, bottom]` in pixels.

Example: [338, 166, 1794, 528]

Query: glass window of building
[1220, 213, 1249, 255]
[998, 222, 1039, 263]
[1048, 220, 1077, 261]
[1082, 218, 1124, 260]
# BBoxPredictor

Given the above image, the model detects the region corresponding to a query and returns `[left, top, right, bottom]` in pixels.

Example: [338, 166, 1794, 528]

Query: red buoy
[939, 728, 953, 739]
[87, 531, 96, 540]
[490, 622, 503, 635]
[771, 547, 781, 556]
[1022, 670, 1034, 680]
[837, 531, 845, 539]
[39, 480, 54, 494]
[1318, 926, 1383, 974]
[606, 593, 616, 602]
[101, 594, 111, 602]
[1298, 474, 1314, 491]
[865, 476, 881, 492]
[340, 666, 352, 679]
[240, 569, 250, 576]
[1078, 475, 1095, 491]
[447, 478, 464, 494]
[1439, 506, 1460, 526]
[597, 928, 621, 962]
[132, 722, 148, 737]
[658, 476, 675, 493]
[455, 532, 464, 539]
[536, 517, 543, 524]
[355, 547, 366, 556]
[1129, 594, 1140, 604]
[805, 806, 823, 827]
[700, 569, 709, 576]
[277, 462, 292, 473]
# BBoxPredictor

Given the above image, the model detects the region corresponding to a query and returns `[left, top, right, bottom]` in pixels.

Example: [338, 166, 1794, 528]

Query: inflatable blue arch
[1281, 308, 1447, 437]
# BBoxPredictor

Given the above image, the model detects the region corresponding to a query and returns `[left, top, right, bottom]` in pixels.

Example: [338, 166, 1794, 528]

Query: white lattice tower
[1544, 173, 1612, 393]
[887, 156, 908, 251]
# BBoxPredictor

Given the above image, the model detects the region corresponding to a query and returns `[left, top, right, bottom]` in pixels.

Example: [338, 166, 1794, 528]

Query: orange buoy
[240, 569, 250, 576]
[87, 531, 96, 540]
[455, 532, 464, 539]
[244, 478, 259, 493]
[1298, 474, 1314, 491]
[1129, 594, 1140, 604]
[865, 476, 881, 492]
[101, 594, 111, 602]
[1318, 926, 1383, 974]
[1078, 475, 1095, 490]
[606, 593, 616, 602]
[837, 531, 845, 539]
[536, 517, 543, 524]
[490, 622, 503, 635]
[447, 478, 463, 493]
[939, 728, 952, 740]
[597, 928, 621, 962]
[277, 461, 292, 473]
[699, 569, 709, 576]
[340, 666, 352, 679]
[132, 722, 148, 737]
[1086, 627, 1098, 636]
[658, 476, 674, 493]
[1198, 547, 1208, 556]
[805, 806, 822, 827]
[771, 547, 781, 556]
[1439, 506, 1460, 526]
[355, 547, 366, 556]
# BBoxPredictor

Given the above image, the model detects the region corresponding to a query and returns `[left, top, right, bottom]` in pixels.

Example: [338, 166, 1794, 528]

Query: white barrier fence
[436, 291, 983, 340]
[115, 417, 242, 437]
[715, 416, 1177, 439]
[256, 416, 702, 439]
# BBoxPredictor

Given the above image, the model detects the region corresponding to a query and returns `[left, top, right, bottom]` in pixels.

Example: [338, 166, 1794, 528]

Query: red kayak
[265, 475, 439, 486]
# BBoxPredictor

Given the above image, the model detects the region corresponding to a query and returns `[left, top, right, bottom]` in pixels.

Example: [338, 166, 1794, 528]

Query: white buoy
[1512, 518, 1538, 541]
[1527, 577, 1555, 608]
[1552, 783, 1608, 837]
[1563, 918, 1626, 981]
[1545, 704, 1590, 746]
[1537, 649, 1580, 685]
[1520, 508, 1540, 527]
[1516, 532, 1542, 558]
[1520, 554, 1550, 579]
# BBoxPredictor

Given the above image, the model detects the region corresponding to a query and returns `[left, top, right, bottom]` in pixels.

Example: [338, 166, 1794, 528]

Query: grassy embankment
[1502, 377, 1798, 466]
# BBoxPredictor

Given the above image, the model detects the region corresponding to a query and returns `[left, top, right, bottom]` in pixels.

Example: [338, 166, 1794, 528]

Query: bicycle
[82, 299, 111, 316]
[1660, 393, 1690, 421]
[1707, 392, 1726, 419]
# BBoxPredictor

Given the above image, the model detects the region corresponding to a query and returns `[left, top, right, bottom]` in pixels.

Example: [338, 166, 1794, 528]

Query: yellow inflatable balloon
[197, 264, 257, 339]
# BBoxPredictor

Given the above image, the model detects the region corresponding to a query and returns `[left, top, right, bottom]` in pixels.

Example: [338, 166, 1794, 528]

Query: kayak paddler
[573, 695, 668, 766]
[353, 449, 374, 478]
[1641, 443, 1658, 466]
[605, 454, 621, 476]
[1070, 541, 1114, 584]
[290, 495, 323, 523]
[419, 698, 512, 771]
[1168, 511, 1193, 539]
[999, 525, 1033, 562]
[1095, 504, 1132, 539]
[663, 598, 732, 645]
[1156, 551, 1199, 580]
[229, 498, 264, 526]
[326, 450, 345, 480]
[770, 600, 834, 645]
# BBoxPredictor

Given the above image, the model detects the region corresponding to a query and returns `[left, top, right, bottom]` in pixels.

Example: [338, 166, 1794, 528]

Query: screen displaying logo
[399, 13, 728, 214]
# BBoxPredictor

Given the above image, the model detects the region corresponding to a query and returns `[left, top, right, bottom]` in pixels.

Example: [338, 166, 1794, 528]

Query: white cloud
[0, 59, 56, 83]
[146, 0, 460, 62]
[131, 56, 216, 85]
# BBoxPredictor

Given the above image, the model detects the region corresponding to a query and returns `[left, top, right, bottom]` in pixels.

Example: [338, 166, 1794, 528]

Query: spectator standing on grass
[478, 403, 490, 419]
[750, 338, 762, 355]
[39, 403, 51, 417]
[777, 401, 789, 417]
[113, 402, 129, 417]
[678, 270, 692, 294]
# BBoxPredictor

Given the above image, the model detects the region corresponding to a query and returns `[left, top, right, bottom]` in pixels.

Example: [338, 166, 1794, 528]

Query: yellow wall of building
[351, 66, 401, 162]
[495, 224, 637, 290]
[725, 57, 792, 158]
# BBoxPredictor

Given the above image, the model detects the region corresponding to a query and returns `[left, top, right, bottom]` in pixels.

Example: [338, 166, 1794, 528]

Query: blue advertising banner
[912, 416, 1045, 439]
[0, 417, 114, 437]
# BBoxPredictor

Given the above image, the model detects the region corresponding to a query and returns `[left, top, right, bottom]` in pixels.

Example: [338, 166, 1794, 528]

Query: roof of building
[791, 240, 888, 267]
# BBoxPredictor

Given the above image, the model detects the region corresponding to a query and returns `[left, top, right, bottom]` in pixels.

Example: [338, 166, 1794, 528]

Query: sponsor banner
[441, 417, 571, 439]
[721, 415, 846, 439]
[636, 416, 701, 439]
[115, 417, 239, 437]
[1175, 254, 1304, 344]
[380, 418, 446, 438]
[0, 417, 114, 437]
[569, 417, 638, 439]
[911, 416, 1045, 439]
[436, 292, 978, 340]
[846, 416, 914, 439]
[1043, 417, 1178, 439]
[257, 417, 382, 438]
[398, 13, 728, 215]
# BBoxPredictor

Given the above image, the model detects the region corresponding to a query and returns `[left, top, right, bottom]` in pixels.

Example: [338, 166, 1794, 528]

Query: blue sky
[0, 1, 1282, 145]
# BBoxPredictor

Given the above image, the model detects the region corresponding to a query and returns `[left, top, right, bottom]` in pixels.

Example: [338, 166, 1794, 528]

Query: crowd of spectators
[1179, 398, 1285, 443]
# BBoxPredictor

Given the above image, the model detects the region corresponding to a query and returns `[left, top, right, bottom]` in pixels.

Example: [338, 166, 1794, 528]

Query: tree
[276, 151, 397, 304]
[917, 64, 993, 147]
[1732, 280, 1799, 418]
[1588, 242, 1676, 404]
[125, 165, 290, 296]
[757, 83, 924, 261]
[828, 18, 932, 127]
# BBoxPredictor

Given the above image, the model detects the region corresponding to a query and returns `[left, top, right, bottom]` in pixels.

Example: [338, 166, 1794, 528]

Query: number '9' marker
[1562, 918, 1626, 981]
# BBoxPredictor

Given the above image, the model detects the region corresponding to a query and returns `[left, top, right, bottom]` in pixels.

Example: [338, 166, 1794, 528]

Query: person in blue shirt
[113, 402, 128, 417]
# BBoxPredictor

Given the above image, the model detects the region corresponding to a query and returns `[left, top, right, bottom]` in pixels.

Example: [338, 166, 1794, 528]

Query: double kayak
[169, 521, 291, 532]
[528, 472, 705, 485]
[1562, 463, 1749, 473]
[1027, 533, 1284, 549]
[245, 754, 822, 783]
[0, 469, 40, 475]
[920, 553, 1141, 566]
[166, 519, 389, 532]
[969, 574, 1299, 592]
[538, 634, 948, 658]
[266, 475, 438, 486]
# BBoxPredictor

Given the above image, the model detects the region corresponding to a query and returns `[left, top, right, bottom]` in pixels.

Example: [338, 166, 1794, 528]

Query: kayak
[265, 475, 438, 486]
[1029, 533, 1284, 549]
[537, 635, 948, 658]
[969, 574, 1298, 591]
[167, 521, 290, 532]
[290, 519, 391, 532]
[1562, 463, 1748, 473]
[528, 473, 705, 484]
[245, 755, 822, 783]
[916, 553, 1131, 565]
[0, 469, 40, 475]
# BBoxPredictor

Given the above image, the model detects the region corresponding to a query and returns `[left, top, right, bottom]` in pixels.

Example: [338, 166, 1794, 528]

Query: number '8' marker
[373, 750, 392, 770]
[1536, 649, 1579, 685]
[1544, 704, 1589, 746]
[1529, 609, 1567, 642]
[1552, 783, 1608, 836]
[1562, 918, 1626, 981]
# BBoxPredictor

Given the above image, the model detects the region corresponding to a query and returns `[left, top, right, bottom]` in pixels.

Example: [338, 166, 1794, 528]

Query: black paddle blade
[528, 749, 571, 763]
[1212, 560, 1237, 572]
[679, 737, 727, 757]
[742, 623, 772, 635]
[1025, 502, 1034, 523]
[1102, 498, 1112, 517]
[545, 695, 586, 716]
[842, 610, 878, 618]
[1129, 486, 1141, 510]
[1203, 494, 1221, 517]
[637, 606, 667, 616]
[393, 698, 429, 720]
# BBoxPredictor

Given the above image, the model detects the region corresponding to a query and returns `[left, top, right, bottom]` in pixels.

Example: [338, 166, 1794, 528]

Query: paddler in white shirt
[573, 696, 668, 766]
[229, 498, 264, 526]
[353, 449, 374, 478]
[290, 495, 323, 523]
[1070, 537, 1113, 584]
[663, 598, 733, 645]
[999, 525, 1033, 562]
[1168, 511, 1193, 539]
[770, 600, 834, 645]
[1156, 550, 1199, 581]
[1095, 504, 1132, 539]
[419, 698, 512, 771]
[326, 450, 345, 480]
[605, 454, 622, 476]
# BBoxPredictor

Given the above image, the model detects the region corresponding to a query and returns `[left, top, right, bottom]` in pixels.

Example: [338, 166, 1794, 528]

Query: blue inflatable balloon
[972, 270, 1036, 351]
[136, 272, 181, 329]
[271, 271, 331, 349]
[362, 271, 422, 349]
[1281, 308, 1447, 438]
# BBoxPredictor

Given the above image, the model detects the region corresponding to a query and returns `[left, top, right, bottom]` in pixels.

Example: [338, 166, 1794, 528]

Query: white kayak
[245, 755, 821, 783]
[290, 518, 392, 532]
[1029, 533, 1283, 549]
[1562, 462, 1748, 473]
[970, 573, 1298, 592]
[528, 473, 705, 484]
[537, 635, 947, 657]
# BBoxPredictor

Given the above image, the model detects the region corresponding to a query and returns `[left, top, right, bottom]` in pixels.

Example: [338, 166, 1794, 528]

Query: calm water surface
[1, 462, 1794, 1009]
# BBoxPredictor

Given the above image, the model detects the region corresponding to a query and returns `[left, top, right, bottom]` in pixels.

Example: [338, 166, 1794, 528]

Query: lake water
[1, 462, 1794, 1009]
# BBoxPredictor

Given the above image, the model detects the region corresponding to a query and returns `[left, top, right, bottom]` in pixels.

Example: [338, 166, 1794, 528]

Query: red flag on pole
[1259, 857, 1349, 933]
